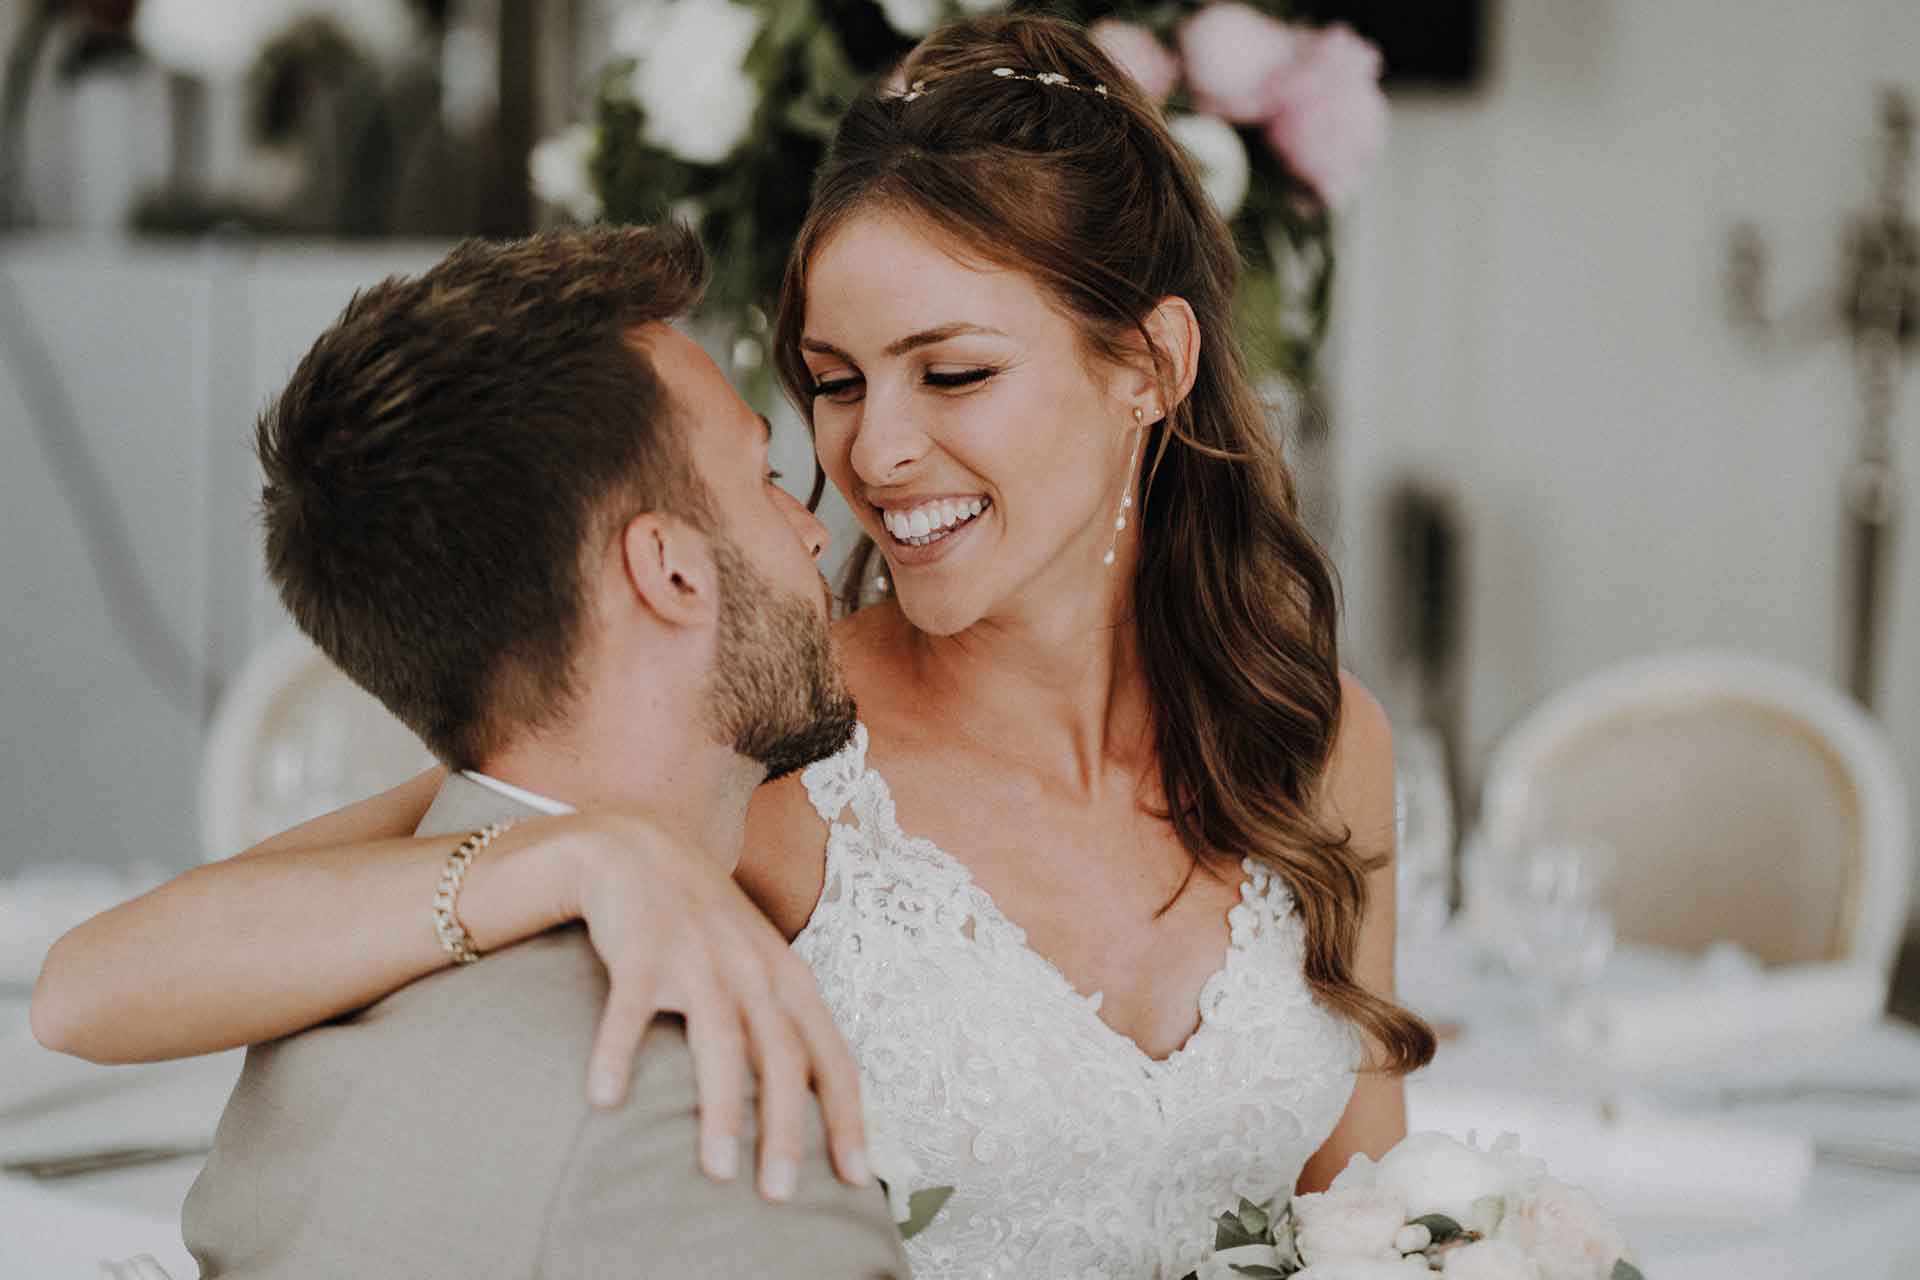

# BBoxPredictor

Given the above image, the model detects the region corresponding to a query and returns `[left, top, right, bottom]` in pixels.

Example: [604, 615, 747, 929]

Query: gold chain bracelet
[432, 821, 511, 965]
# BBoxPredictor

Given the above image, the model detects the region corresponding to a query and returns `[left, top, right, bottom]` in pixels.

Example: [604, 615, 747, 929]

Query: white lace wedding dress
[795, 725, 1363, 1280]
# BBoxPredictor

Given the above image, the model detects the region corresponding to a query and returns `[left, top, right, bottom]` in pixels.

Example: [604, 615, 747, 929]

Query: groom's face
[644, 325, 856, 780]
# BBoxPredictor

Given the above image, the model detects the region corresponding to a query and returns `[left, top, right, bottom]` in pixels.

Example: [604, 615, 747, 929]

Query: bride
[36, 14, 1431, 1278]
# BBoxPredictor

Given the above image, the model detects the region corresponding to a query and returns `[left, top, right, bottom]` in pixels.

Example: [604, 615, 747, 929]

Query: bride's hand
[554, 814, 868, 1201]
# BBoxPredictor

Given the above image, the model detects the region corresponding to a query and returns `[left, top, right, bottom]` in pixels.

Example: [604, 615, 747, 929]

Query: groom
[182, 227, 908, 1277]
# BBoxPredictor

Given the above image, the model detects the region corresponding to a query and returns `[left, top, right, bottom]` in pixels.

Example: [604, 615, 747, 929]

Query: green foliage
[581, 0, 1334, 390]
[1408, 1213, 1469, 1244]
[898, 1185, 955, 1240]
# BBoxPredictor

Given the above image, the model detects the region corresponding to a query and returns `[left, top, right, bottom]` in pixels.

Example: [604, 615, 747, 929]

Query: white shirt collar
[461, 769, 576, 816]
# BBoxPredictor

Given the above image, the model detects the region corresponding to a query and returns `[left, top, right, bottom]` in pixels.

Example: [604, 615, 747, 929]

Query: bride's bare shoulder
[1321, 669, 1396, 855]
[735, 602, 910, 936]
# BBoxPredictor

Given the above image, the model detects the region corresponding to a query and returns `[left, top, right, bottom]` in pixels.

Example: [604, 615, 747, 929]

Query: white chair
[200, 629, 435, 860]
[1478, 651, 1912, 975]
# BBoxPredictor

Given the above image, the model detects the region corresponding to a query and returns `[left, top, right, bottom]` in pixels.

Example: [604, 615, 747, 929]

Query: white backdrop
[1327, 0, 1920, 928]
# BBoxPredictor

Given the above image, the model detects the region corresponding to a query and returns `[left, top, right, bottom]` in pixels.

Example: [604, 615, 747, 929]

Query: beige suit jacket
[182, 773, 909, 1278]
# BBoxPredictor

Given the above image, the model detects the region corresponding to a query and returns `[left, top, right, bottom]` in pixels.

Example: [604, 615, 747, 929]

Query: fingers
[740, 983, 810, 1203]
[681, 969, 748, 1184]
[585, 957, 663, 1110]
[782, 960, 869, 1188]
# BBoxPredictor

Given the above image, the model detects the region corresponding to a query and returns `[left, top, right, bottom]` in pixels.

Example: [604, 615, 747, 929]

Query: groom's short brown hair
[258, 225, 712, 768]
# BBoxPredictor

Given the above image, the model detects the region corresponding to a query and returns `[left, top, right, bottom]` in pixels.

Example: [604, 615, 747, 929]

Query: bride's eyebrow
[800, 324, 1011, 362]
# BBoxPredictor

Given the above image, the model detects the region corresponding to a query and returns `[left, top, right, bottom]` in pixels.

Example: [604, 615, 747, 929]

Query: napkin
[1407, 1085, 1814, 1221]
[1556, 957, 1888, 1076]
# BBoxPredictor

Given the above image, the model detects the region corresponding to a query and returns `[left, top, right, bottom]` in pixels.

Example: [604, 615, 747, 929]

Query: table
[0, 996, 234, 1278]
[7, 959, 1920, 1279]
[1402, 941, 1920, 1280]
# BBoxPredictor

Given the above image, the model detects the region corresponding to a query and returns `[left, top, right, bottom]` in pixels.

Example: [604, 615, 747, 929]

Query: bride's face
[800, 210, 1141, 636]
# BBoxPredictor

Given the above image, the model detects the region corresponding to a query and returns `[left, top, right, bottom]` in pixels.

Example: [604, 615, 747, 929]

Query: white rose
[876, 0, 942, 36]
[133, 0, 299, 77]
[1197, 1244, 1286, 1280]
[1361, 1132, 1544, 1225]
[529, 124, 603, 223]
[309, 0, 420, 66]
[1168, 114, 1251, 218]
[1493, 1180, 1629, 1280]
[609, 0, 670, 59]
[626, 0, 764, 165]
[1442, 1240, 1541, 1280]
[1295, 1258, 1434, 1279]
[1293, 1184, 1408, 1264]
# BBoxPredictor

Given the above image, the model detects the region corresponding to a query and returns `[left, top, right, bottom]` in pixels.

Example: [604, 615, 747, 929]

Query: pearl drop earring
[1103, 407, 1145, 567]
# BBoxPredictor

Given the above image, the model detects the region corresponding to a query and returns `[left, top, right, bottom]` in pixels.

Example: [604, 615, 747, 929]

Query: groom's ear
[620, 512, 719, 628]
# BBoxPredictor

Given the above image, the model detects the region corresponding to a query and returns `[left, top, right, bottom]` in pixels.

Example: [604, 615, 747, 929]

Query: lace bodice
[794, 725, 1361, 1280]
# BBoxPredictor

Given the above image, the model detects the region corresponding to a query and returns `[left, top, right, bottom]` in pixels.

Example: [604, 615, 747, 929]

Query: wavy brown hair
[773, 15, 1432, 1074]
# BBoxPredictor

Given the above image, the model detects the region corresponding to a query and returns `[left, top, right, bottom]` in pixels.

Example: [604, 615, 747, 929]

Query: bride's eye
[810, 373, 864, 404]
[923, 367, 997, 391]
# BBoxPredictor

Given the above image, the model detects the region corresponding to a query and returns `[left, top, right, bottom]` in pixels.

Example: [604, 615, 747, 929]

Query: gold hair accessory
[433, 821, 512, 964]
[902, 66, 1110, 104]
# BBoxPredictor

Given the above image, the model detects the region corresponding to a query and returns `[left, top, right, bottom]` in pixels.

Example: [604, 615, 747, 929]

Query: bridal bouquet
[1182, 1133, 1644, 1280]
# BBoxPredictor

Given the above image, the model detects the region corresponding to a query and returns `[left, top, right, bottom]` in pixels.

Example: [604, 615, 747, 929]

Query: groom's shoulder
[366, 922, 611, 1048]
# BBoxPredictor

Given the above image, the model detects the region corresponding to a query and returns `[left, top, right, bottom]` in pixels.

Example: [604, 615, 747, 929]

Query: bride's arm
[31, 767, 456, 1061]
[1296, 674, 1412, 1195]
[31, 773, 870, 1198]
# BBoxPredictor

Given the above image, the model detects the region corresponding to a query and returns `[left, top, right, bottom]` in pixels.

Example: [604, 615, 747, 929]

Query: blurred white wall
[0, 240, 446, 876]
[1328, 0, 1920, 926]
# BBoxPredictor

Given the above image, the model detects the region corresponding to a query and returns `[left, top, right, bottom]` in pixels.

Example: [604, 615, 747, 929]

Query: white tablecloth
[1403, 941, 1920, 1280]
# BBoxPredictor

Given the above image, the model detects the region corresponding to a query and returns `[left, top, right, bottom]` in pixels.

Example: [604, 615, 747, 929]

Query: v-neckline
[851, 740, 1263, 1073]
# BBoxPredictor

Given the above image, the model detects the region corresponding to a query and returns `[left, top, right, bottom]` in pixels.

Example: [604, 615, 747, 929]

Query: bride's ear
[620, 512, 719, 628]
[1115, 297, 1201, 423]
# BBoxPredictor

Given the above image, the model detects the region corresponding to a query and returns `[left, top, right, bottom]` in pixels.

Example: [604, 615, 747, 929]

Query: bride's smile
[799, 207, 1151, 637]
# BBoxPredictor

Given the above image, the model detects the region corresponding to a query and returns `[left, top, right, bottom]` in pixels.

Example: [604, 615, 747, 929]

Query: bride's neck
[904, 590, 1154, 794]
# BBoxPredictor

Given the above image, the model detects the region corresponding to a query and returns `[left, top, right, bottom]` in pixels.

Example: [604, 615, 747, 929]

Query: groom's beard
[705, 532, 857, 782]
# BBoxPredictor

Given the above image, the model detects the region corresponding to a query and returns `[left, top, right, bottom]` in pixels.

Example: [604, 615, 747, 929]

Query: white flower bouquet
[1182, 1132, 1644, 1280]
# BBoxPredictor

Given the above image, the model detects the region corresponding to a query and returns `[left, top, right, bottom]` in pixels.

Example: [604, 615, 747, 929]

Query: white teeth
[880, 498, 990, 545]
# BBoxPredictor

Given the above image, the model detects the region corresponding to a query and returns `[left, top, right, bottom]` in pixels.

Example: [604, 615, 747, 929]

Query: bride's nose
[848, 402, 932, 485]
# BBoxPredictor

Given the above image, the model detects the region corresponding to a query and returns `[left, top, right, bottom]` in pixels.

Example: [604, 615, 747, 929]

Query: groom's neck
[476, 719, 759, 873]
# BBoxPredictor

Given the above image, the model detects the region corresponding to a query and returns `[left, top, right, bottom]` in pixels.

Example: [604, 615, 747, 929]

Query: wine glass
[1494, 838, 1618, 1028]
[1395, 726, 1457, 946]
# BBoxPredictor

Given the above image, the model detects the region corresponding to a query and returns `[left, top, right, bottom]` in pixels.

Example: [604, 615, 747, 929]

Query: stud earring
[1103, 407, 1145, 567]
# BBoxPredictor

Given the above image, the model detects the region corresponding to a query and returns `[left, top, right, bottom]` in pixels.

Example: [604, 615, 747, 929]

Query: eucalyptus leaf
[1408, 1213, 1467, 1244]
[1611, 1262, 1646, 1280]
[899, 1186, 955, 1242]
[1228, 1267, 1288, 1279]
[1235, 1197, 1271, 1239]
[1213, 1214, 1262, 1252]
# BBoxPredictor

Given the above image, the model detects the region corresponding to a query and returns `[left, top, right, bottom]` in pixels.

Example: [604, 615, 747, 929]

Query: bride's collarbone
[866, 756, 1243, 1062]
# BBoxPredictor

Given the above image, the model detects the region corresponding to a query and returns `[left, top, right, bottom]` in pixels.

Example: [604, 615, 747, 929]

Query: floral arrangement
[1181, 1132, 1646, 1280]
[530, 0, 1388, 392]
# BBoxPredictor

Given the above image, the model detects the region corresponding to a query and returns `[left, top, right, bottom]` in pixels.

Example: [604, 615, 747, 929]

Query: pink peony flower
[1332, 1133, 1542, 1227]
[1178, 2, 1301, 122]
[1292, 1259, 1431, 1279]
[1090, 18, 1180, 104]
[1441, 1239, 1543, 1280]
[1261, 23, 1388, 211]
[1291, 1183, 1408, 1264]
[1494, 1181, 1631, 1280]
